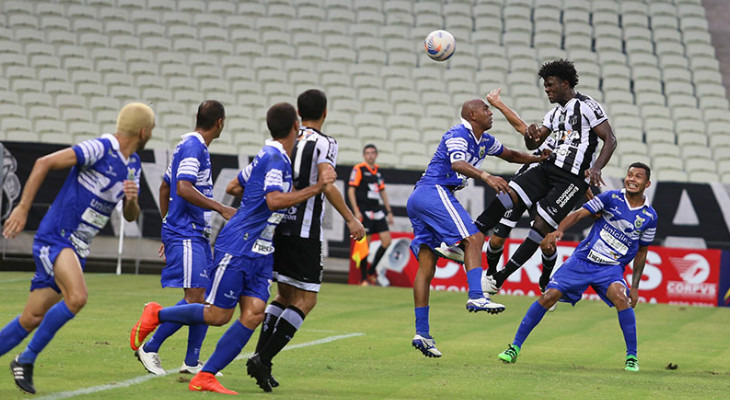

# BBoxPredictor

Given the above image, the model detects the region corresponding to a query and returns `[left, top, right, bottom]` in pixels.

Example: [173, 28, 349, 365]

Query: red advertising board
[349, 234, 723, 307]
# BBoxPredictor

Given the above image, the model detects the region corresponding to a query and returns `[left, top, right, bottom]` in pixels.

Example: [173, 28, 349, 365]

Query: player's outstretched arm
[265, 164, 337, 211]
[524, 124, 551, 150]
[486, 88, 528, 135]
[584, 120, 617, 187]
[451, 160, 509, 194]
[629, 246, 649, 308]
[177, 180, 236, 220]
[3, 148, 77, 238]
[544, 208, 593, 252]
[497, 147, 550, 165]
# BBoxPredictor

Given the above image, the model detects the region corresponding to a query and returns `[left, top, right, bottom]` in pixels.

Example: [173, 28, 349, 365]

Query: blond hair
[116, 103, 155, 137]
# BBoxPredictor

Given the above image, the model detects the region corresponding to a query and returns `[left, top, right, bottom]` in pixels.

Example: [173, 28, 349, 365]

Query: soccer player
[0, 102, 155, 394]
[498, 163, 656, 372]
[347, 144, 394, 285]
[130, 102, 336, 395]
[472, 59, 616, 295]
[408, 98, 549, 358]
[134, 101, 237, 376]
[246, 89, 366, 392]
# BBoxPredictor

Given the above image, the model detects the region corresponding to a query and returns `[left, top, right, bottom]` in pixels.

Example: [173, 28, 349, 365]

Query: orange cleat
[130, 302, 162, 351]
[189, 372, 238, 395]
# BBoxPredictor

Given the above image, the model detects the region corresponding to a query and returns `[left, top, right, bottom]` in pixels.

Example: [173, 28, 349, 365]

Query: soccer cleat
[269, 374, 280, 388]
[434, 242, 464, 264]
[411, 334, 442, 358]
[481, 274, 500, 295]
[625, 355, 639, 372]
[10, 356, 35, 394]
[466, 296, 505, 314]
[180, 362, 223, 376]
[498, 344, 520, 363]
[135, 345, 165, 375]
[130, 302, 162, 351]
[246, 354, 273, 392]
[189, 372, 238, 395]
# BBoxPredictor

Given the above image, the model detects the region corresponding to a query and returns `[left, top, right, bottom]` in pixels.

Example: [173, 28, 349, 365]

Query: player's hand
[486, 88, 503, 106]
[123, 180, 138, 202]
[539, 148, 552, 160]
[629, 287, 639, 309]
[318, 165, 337, 188]
[584, 187, 595, 201]
[525, 124, 541, 141]
[354, 209, 363, 222]
[158, 242, 166, 260]
[544, 230, 563, 253]
[2, 206, 29, 239]
[585, 167, 605, 187]
[218, 205, 237, 220]
[347, 218, 366, 241]
[485, 175, 509, 194]
[387, 212, 394, 226]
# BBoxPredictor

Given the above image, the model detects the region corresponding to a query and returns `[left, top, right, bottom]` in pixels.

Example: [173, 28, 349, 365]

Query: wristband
[480, 171, 489, 181]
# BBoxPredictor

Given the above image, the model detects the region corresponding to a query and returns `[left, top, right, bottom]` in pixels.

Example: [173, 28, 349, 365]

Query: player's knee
[19, 313, 43, 331]
[489, 235, 506, 249]
[65, 292, 87, 313]
[538, 289, 561, 308]
[463, 231, 484, 246]
[205, 309, 233, 326]
[240, 309, 265, 327]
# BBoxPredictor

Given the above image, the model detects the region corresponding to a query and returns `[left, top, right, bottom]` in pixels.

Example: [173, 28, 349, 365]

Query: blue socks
[144, 299, 186, 353]
[18, 301, 75, 365]
[618, 308, 638, 357]
[202, 320, 253, 375]
[159, 303, 205, 325]
[185, 324, 209, 367]
[466, 268, 484, 299]
[414, 306, 430, 337]
[0, 316, 30, 358]
[513, 301, 548, 348]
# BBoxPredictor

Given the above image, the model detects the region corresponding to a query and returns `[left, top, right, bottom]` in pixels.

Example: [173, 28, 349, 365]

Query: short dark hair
[628, 162, 651, 180]
[538, 59, 579, 88]
[266, 102, 298, 139]
[363, 144, 377, 153]
[195, 100, 225, 130]
[297, 89, 327, 121]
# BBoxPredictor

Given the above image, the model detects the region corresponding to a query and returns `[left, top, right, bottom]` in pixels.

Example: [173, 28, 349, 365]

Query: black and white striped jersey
[276, 126, 338, 241]
[541, 92, 608, 176]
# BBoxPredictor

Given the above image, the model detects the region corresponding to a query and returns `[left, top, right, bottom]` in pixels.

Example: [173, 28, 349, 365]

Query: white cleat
[180, 362, 223, 376]
[466, 296, 506, 314]
[135, 346, 166, 376]
[412, 334, 442, 358]
[434, 242, 464, 264]
[481, 274, 500, 295]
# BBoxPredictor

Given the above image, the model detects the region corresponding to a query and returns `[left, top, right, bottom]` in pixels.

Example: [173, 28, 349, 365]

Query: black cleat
[246, 354, 272, 392]
[269, 374, 279, 388]
[10, 356, 36, 394]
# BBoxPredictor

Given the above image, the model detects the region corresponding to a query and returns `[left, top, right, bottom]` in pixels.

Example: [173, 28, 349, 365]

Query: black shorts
[361, 209, 389, 235]
[508, 162, 588, 229]
[273, 234, 323, 292]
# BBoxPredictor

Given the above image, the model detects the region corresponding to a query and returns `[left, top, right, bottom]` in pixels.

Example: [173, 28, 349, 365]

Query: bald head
[461, 99, 487, 120]
[117, 102, 155, 137]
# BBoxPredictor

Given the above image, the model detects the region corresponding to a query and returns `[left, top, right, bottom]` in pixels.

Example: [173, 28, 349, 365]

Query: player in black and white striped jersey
[472, 60, 616, 294]
[246, 89, 365, 392]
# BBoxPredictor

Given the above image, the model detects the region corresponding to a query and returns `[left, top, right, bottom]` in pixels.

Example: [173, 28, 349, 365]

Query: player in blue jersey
[129, 102, 336, 395]
[497, 162, 657, 372]
[133, 101, 237, 376]
[0, 103, 155, 394]
[408, 98, 549, 358]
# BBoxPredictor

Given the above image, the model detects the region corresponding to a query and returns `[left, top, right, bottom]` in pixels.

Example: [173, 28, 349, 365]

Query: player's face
[624, 167, 650, 195]
[363, 148, 377, 164]
[543, 76, 566, 104]
[475, 102, 493, 130]
[137, 122, 154, 151]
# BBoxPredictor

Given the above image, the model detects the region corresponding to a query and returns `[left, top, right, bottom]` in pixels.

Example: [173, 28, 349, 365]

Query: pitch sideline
[32, 332, 364, 400]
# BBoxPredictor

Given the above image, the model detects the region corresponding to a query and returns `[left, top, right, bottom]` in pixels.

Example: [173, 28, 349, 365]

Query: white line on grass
[32, 332, 364, 400]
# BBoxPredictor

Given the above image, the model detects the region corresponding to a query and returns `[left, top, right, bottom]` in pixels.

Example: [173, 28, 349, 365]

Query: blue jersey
[416, 119, 503, 190]
[214, 141, 292, 258]
[574, 189, 658, 266]
[35, 134, 141, 258]
[162, 132, 213, 240]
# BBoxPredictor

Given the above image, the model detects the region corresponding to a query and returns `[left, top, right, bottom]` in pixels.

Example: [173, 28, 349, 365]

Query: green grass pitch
[0, 271, 728, 399]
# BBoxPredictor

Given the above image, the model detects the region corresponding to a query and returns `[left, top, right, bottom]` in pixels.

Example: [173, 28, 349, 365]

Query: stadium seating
[0, 0, 728, 182]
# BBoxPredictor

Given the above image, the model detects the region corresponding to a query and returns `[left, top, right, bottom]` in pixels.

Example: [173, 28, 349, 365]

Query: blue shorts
[406, 184, 479, 259]
[31, 236, 87, 294]
[205, 251, 272, 309]
[547, 256, 628, 307]
[161, 237, 212, 289]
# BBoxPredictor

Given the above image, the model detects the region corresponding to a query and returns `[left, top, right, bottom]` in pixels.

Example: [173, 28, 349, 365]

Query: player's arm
[159, 179, 170, 217]
[320, 164, 365, 240]
[585, 120, 617, 187]
[380, 188, 394, 226]
[265, 164, 337, 211]
[177, 180, 236, 220]
[3, 148, 78, 238]
[451, 160, 509, 193]
[226, 176, 243, 197]
[497, 147, 550, 164]
[122, 181, 140, 222]
[524, 124, 551, 150]
[543, 207, 594, 252]
[346, 186, 362, 221]
[629, 246, 649, 308]
[486, 88, 528, 135]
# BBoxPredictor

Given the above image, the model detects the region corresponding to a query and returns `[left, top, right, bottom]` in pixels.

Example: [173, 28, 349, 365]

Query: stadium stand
[0, 0, 729, 181]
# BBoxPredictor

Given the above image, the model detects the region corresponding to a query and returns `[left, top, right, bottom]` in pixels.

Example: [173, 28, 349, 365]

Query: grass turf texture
[0, 271, 728, 399]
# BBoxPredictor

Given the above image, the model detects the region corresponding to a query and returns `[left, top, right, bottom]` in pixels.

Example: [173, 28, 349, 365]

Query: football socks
[202, 320, 253, 375]
[18, 301, 75, 365]
[159, 303, 205, 325]
[369, 246, 387, 274]
[466, 267, 485, 299]
[513, 301, 548, 348]
[259, 306, 305, 366]
[486, 240, 504, 276]
[143, 298, 186, 353]
[493, 229, 543, 287]
[0, 316, 30, 357]
[618, 308, 638, 357]
[255, 301, 285, 354]
[414, 306, 430, 338]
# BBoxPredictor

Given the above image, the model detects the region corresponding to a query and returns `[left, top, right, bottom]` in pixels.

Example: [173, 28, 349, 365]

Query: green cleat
[498, 344, 520, 363]
[625, 355, 639, 372]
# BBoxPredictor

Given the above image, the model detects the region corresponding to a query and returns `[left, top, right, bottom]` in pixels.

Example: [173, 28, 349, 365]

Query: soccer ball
[424, 30, 455, 61]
